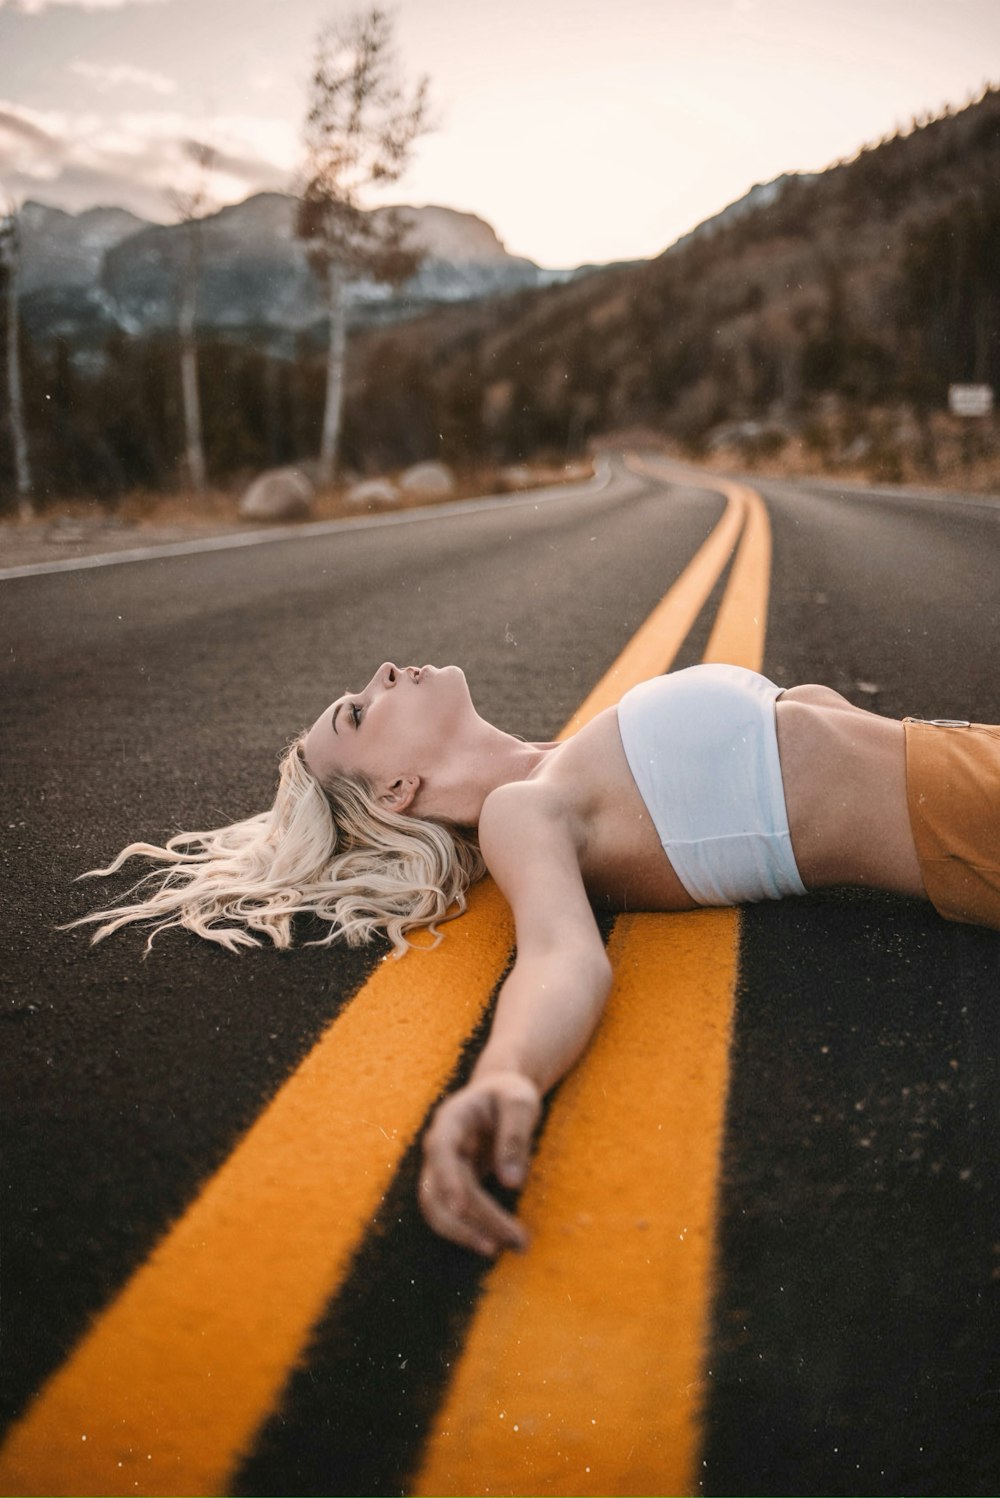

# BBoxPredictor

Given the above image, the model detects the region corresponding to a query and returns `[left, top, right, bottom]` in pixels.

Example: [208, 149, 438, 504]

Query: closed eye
[350, 702, 362, 727]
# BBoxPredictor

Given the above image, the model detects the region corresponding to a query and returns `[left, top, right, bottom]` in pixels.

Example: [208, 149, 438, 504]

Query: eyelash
[350, 703, 362, 727]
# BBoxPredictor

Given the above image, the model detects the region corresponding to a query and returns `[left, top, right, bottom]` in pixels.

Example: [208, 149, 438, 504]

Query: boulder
[500, 464, 533, 490]
[705, 419, 788, 455]
[238, 466, 315, 521]
[346, 477, 401, 507]
[838, 434, 873, 464]
[399, 461, 455, 497]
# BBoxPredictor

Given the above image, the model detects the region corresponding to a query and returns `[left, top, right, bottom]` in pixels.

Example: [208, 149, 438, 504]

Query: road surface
[1, 451, 998, 1496]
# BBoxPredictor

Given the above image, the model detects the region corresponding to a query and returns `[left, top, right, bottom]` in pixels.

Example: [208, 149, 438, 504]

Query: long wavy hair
[69, 741, 486, 956]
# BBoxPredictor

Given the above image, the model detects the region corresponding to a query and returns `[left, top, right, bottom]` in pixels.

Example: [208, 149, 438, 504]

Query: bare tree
[0, 202, 34, 520]
[298, 7, 431, 485]
[168, 140, 216, 495]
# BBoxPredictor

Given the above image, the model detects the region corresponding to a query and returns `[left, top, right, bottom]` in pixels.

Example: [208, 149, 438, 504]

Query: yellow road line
[414, 462, 772, 1497]
[414, 910, 740, 1498]
[0, 466, 744, 1498]
[561, 477, 743, 733]
[0, 882, 515, 1498]
[623, 455, 770, 671]
[702, 480, 771, 668]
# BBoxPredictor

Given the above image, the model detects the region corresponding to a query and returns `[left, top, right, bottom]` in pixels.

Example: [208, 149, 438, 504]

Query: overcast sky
[1, 0, 997, 266]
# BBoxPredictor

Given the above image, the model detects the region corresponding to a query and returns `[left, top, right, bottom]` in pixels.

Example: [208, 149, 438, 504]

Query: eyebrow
[331, 703, 342, 735]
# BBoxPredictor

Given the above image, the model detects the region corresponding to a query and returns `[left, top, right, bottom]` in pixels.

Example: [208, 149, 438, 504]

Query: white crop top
[616, 664, 808, 906]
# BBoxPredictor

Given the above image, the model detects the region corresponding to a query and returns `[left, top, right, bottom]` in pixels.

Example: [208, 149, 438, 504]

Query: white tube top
[616, 664, 808, 906]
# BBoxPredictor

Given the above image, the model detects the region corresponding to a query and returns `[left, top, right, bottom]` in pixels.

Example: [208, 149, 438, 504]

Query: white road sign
[948, 384, 994, 417]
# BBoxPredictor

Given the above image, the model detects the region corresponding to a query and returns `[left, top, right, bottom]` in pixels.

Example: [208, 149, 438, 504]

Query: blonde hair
[70, 741, 486, 956]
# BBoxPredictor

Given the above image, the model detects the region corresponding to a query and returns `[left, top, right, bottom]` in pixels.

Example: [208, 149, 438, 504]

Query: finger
[493, 1092, 539, 1189]
[420, 1159, 526, 1248]
[420, 1162, 528, 1255]
[425, 1091, 492, 1162]
[419, 1177, 499, 1256]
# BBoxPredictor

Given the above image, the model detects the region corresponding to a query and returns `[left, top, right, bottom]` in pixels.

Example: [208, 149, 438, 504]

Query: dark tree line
[0, 324, 322, 503]
[898, 195, 1000, 399]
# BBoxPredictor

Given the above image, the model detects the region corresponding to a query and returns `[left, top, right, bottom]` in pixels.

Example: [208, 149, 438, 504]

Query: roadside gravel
[0, 515, 252, 570]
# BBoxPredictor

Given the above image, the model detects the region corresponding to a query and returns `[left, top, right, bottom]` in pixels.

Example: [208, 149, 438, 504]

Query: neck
[416, 721, 559, 825]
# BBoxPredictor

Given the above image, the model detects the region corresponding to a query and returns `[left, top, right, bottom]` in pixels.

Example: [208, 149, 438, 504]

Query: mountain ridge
[14, 192, 579, 353]
[13, 176, 816, 355]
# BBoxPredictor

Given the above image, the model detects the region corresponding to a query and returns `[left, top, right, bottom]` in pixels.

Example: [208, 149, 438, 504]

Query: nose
[377, 662, 398, 688]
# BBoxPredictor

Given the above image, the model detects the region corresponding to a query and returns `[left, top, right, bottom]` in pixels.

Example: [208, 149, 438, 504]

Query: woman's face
[302, 662, 473, 798]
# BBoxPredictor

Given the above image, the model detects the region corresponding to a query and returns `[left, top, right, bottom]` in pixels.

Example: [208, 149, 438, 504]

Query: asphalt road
[1, 452, 998, 1495]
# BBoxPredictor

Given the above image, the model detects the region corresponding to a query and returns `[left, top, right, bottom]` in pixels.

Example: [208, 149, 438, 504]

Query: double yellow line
[0, 457, 772, 1498]
[414, 458, 771, 1497]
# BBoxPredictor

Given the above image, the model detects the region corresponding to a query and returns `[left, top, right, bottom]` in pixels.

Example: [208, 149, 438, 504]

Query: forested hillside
[344, 85, 1000, 483]
[2, 87, 997, 505]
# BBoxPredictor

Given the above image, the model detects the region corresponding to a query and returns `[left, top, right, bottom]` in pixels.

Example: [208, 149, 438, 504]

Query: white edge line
[0, 461, 615, 583]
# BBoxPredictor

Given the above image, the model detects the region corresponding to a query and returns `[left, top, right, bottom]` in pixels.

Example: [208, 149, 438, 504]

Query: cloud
[0, 0, 168, 13]
[0, 102, 72, 191]
[70, 61, 177, 96]
[0, 98, 296, 217]
[0, 104, 60, 150]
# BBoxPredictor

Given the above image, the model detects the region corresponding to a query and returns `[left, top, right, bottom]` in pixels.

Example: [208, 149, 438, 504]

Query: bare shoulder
[479, 779, 582, 865]
[478, 779, 598, 942]
[479, 778, 592, 904]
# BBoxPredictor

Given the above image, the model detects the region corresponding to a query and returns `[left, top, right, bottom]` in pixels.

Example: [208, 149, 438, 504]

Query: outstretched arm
[420, 783, 612, 1256]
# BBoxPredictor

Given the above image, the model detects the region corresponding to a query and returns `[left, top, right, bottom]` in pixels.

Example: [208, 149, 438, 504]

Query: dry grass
[703, 441, 1000, 494]
[627, 412, 1000, 496]
[15, 459, 594, 530]
[0, 460, 599, 570]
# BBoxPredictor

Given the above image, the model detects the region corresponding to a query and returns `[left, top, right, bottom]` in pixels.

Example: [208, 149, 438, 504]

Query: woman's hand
[419, 1071, 541, 1257]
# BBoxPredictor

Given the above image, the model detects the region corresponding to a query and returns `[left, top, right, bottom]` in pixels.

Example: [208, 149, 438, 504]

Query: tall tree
[0, 202, 34, 519]
[298, 7, 430, 485]
[168, 140, 216, 495]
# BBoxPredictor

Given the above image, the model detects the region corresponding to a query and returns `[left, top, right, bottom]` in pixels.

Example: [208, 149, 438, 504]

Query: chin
[432, 663, 472, 705]
[423, 663, 465, 682]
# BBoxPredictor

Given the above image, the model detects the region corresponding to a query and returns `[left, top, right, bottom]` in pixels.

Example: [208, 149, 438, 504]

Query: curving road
[1, 452, 998, 1496]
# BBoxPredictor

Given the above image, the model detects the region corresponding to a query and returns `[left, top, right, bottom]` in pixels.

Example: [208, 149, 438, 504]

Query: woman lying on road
[76, 661, 1000, 1256]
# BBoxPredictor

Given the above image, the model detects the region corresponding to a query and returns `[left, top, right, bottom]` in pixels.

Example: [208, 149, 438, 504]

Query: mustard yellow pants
[904, 717, 1000, 931]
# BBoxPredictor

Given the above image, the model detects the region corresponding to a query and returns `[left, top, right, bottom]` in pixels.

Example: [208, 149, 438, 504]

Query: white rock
[346, 477, 401, 507]
[238, 466, 315, 521]
[399, 461, 455, 496]
[500, 464, 532, 490]
[839, 434, 872, 463]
